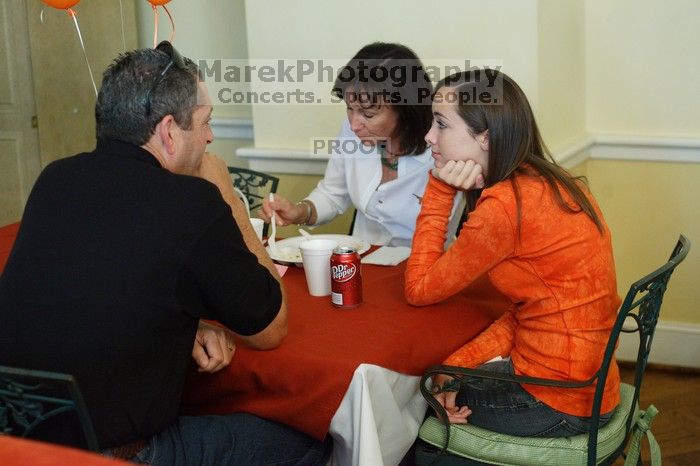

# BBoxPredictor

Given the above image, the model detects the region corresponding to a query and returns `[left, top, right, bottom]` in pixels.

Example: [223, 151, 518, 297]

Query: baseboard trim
[616, 321, 700, 369]
[618, 360, 700, 374]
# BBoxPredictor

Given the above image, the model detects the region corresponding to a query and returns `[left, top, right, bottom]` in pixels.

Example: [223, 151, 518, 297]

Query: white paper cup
[249, 218, 264, 242]
[300, 239, 338, 296]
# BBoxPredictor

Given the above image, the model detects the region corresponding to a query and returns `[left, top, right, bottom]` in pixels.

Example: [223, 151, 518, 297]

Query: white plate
[266, 234, 370, 264]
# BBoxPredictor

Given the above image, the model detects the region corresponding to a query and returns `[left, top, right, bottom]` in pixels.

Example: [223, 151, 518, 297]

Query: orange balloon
[41, 0, 80, 9]
[147, 0, 172, 5]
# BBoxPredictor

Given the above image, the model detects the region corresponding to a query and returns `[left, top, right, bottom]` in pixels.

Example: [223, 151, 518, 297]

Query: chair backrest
[228, 167, 279, 237]
[347, 209, 357, 235]
[0, 365, 99, 452]
[587, 234, 691, 463]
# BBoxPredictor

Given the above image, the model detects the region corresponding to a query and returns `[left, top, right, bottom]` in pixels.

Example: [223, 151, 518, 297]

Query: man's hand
[195, 153, 257, 242]
[433, 374, 472, 424]
[192, 321, 236, 373]
[195, 153, 238, 202]
[432, 160, 485, 191]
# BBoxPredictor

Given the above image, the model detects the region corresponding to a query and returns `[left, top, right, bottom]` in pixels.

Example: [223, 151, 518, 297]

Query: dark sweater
[0, 139, 281, 448]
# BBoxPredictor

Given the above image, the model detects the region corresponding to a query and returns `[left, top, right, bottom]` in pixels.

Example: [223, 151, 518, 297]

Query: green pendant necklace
[378, 144, 398, 170]
[380, 156, 398, 170]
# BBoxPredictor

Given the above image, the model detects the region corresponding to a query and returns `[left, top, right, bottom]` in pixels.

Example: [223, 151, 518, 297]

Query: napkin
[361, 246, 411, 266]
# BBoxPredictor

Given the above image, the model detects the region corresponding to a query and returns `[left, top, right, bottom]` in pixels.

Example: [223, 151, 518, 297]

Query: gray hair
[95, 46, 200, 145]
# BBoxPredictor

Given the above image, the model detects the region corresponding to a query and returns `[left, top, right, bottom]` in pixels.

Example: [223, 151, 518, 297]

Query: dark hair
[331, 42, 433, 155]
[96, 46, 201, 146]
[436, 69, 604, 232]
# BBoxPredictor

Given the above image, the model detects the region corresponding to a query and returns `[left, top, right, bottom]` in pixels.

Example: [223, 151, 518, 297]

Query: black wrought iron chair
[228, 167, 279, 237]
[415, 234, 690, 466]
[0, 365, 99, 451]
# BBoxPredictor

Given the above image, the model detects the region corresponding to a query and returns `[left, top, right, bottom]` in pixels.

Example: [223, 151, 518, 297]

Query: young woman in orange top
[405, 69, 621, 437]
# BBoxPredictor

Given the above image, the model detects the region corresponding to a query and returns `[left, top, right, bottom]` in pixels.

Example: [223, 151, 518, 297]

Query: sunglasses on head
[144, 40, 186, 116]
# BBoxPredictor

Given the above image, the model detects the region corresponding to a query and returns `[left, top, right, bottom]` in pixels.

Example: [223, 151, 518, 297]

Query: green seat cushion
[418, 383, 638, 466]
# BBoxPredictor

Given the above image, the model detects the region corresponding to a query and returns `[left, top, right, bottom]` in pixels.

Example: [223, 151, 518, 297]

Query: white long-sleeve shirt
[306, 119, 463, 247]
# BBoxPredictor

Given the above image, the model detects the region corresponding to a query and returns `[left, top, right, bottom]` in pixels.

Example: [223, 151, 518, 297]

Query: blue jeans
[124, 413, 328, 466]
[454, 360, 612, 437]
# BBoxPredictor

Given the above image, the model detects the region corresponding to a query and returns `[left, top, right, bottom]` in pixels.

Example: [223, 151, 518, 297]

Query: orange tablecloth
[181, 260, 510, 440]
[0, 436, 127, 466]
[0, 224, 510, 443]
[0, 222, 19, 272]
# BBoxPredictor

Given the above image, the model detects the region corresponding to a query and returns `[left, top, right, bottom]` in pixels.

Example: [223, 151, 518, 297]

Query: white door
[0, 0, 42, 226]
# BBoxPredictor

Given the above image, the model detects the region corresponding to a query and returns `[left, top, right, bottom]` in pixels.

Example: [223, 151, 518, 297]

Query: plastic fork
[267, 193, 278, 255]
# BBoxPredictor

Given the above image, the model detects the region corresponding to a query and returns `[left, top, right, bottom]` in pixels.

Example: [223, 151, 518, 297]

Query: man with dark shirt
[0, 42, 327, 465]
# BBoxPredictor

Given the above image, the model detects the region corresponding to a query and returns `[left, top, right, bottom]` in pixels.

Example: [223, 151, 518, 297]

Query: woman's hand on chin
[433, 159, 485, 191]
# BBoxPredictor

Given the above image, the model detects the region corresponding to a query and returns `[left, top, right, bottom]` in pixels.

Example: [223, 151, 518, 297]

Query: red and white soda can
[330, 246, 363, 309]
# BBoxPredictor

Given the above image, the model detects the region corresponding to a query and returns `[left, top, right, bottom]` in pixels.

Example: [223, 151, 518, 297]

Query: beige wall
[586, 160, 698, 322]
[244, 0, 540, 149]
[537, 0, 587, 150]
[585, 0, 700, 136]
[565, 158, 697, 325]
[135, 1, 253, 167]
[584, 1, 700, 325]
[135, 0, 251, 120]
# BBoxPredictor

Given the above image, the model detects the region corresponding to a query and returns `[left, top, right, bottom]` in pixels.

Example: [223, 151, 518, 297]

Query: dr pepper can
[330, 246, 363, 308]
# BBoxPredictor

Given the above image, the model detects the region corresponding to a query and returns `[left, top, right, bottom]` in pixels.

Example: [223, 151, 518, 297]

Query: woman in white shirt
[260, 42, 462, 247]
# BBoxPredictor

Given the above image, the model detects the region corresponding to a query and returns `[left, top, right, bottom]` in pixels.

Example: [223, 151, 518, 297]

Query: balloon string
[163, 5, 176, 43]
[152, 4, 158, 48]
[68, 9, 98, 97]
[118, 0, 126, 51]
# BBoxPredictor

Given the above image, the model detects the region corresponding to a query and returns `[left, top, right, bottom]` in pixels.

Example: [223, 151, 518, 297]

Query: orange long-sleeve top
[406, 171, 621, 417]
